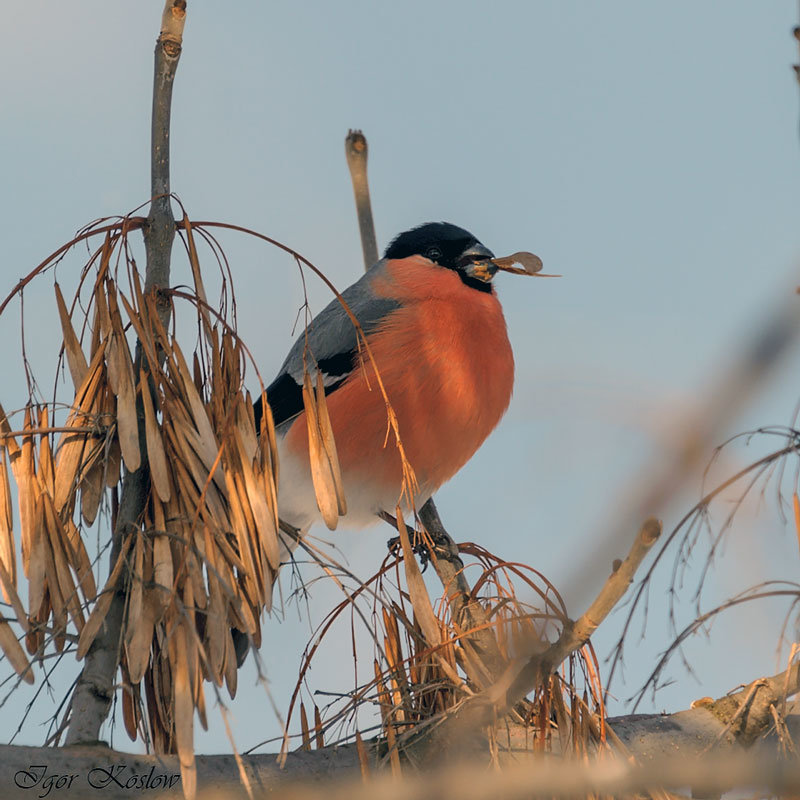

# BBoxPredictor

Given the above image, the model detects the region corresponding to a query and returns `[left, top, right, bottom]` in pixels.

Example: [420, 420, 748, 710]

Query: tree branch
[65, 0, 186, 746]
[344, 130, 379, 269]
[406, 519, 662, 760]
[4, 702, 800, 799]
[520, 517, 662, 687]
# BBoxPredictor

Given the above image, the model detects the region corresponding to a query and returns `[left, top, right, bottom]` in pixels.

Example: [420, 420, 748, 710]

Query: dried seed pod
[122, 683, 139, 742]
[77, 534, 133, 659]
[108, 288, 141, 472]
[232, 428, 279, 571]
[173, 623, 196, 800]
[315, 371, 347, 516]
[302, 371, 339, 530]
[53, 344, 106, 514]
[491, 251, 544, 275]
[55, 283, 89, 390]
[152, 532, 173, 619]
[0, 448, 15, 603]
[0, 616, 33, 684]
[140, 370, 172, 503]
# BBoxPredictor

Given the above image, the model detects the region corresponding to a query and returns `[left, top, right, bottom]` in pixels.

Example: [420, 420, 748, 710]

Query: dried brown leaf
[126, 592, 157, 685]
[235, 396, 258, 463]
[204, 565, 226, 684]
[53, 343, 106, 513]
[355, 729, 371, 780]
[42, 495, 84, 633]
[0, 448, 15, 603]
[108, 291, 140, 472]
[169, 405, 225, 500]
[223, 627, 238, 699]
[186, 551, 208, 611]
[122, 684, 139, 742]
[65, 519, 97, 602]
[374, 662, 401, 776]
[124, 533, 144, 645]
[0, 616, 33, 684]
[223, 469, 261, 604]
[27, 500, 46, 618]
[0, 404, 20, 458]
[300, 703, 311, 751]
[315, 371, 347, 515]
[258, 388, 279, 488]
[20, 407, 36, 574]
[140, 370, 172, 503]
[0, 558, 27, 632]
[104, 428, 122, 488]
[152, 532, 173, 619]
[76, 533, 133, 659]
[172, 340, 217, 450]
[210, 528, 247, 574]
[233, 427, 279, 572]
[173, 623, 196, 800]
[36, 407, 55, 498]
[117, 290, 159, 377]
[55, 282, 89, 390]
[80, 459, 104, 526]
[182, 214, 212, 335]
[303, 371, 339, 530]
[38, 530, 66, 651]
[195, 667, 208, 732]
[314, 704, 324, 749]
[396, 512, 441, 648]
[94, 281, 113, 382]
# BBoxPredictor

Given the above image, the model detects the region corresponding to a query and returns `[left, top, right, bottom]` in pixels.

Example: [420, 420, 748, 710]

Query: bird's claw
[386, 535, 432, 572]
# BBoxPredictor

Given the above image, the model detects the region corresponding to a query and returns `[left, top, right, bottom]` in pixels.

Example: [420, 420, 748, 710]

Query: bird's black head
[383, 222, 497, 292]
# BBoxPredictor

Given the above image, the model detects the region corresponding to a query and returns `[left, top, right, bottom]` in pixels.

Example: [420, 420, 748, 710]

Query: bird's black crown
[384, 222, 480, 270]
[384, 222, 495, 292]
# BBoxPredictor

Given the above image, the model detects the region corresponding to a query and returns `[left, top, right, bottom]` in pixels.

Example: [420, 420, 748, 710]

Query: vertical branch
[343, 129, 504, 684]
[344, 130, 379, 270]
[145, 0, 185, 298]
[66, 1, 186, 746]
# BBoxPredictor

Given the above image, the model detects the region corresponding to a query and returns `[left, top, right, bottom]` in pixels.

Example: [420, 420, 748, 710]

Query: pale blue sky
[1, 2, 800, 754]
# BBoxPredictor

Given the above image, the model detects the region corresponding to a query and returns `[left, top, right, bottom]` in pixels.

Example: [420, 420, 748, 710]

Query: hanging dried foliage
[0, 213, 298, 754]
[280, 533, 606, 764]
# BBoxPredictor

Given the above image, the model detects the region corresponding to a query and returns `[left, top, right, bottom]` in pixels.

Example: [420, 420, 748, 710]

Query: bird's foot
[386, 532, 433, 571]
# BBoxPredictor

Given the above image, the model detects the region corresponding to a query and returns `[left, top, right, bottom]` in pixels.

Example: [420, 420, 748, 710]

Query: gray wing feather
[278, 259, 399, 384]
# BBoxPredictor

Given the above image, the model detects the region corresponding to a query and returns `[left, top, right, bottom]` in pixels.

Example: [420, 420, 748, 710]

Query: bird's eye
[425, 247, 442, 261]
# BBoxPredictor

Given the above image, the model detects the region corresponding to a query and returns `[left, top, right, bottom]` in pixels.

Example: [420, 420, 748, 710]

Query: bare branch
[707, 662, 800, 745]
[344, 130, 379, 270]
[4, 737, 800, 799]
[65, 0, 186, 747]
[404, 519, 661, 760]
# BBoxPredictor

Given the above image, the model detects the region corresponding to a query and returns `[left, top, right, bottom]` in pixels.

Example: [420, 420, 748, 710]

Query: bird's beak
[458, 243, 497, 283]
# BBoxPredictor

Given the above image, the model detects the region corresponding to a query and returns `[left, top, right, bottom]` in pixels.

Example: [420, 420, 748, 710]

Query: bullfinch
[253, 221, 515, 544]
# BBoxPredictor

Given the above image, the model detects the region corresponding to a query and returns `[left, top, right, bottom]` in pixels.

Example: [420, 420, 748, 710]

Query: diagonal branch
[407, 519, 662, 760]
